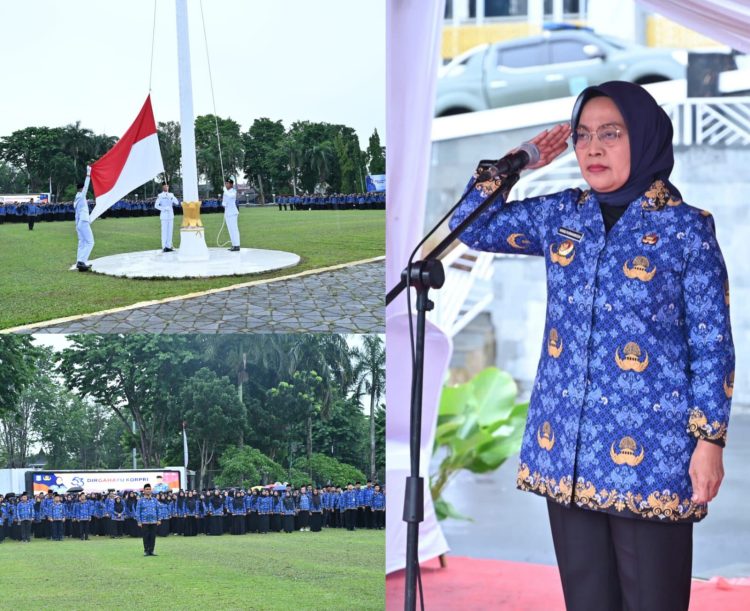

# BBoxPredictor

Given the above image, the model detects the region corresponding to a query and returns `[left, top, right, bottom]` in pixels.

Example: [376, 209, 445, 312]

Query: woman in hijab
[156, 493, 171, 537]
[257, 489, 271, 534]
[231, 490, 246, 535]
[309, 488, 323, 532]
[282, 490, 296, 533]
[111, 494, 125, 538]
[125, 491, 139, 537]
[207, 490, 224, 536]
[450, 81, 733, 611]
[271, 490, 283, 533]
[184, 491, 198, 537]
[246, 489, 259, 534]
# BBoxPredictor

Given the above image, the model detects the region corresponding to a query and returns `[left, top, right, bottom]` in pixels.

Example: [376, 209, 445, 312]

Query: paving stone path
[20, 259, 384, 335]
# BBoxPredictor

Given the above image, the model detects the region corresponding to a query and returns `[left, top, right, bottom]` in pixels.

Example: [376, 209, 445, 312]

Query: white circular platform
[71, 247, 301, 279]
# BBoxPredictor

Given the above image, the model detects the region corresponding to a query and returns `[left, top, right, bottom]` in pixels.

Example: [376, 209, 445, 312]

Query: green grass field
[0, 529, 384, 609]
[0, 208, 384, 329]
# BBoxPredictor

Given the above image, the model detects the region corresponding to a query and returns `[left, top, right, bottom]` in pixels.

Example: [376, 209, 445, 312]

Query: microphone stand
[386, 171, 520, 611]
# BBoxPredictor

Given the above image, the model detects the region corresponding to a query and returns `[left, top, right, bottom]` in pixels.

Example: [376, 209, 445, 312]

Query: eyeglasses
[573, 125, 625, 148]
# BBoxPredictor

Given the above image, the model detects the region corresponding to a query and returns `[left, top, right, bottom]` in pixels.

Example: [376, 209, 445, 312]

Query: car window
[497, 43, 548, 69]
[550, 40, 591, 64]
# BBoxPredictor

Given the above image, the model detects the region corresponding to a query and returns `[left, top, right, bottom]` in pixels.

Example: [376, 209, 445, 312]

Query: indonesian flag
[89, 95, 164, 222]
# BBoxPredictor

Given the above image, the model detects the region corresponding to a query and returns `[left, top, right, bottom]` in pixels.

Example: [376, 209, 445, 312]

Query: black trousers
[20, 520, 32, 541]
[142, 523, 157, 553]
[547, 500, 693, 611]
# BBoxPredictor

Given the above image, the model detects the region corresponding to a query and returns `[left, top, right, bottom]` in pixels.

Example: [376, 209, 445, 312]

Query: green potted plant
[431, 367, 529, 520]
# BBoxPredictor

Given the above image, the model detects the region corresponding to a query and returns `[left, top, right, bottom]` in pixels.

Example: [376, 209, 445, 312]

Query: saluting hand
[689, 440, 724, 504]
[525, 123, 572, 170]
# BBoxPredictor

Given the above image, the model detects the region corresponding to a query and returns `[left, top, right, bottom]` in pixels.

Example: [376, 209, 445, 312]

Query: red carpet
[386, 556, 750, 610]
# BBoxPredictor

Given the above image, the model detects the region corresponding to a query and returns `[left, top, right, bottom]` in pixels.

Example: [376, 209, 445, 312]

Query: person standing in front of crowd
[154, 182, 177, 252]
[136, 484, 160, 556]
[310, 488, 324, 532]
[372, 484, 385, 530]
[74, 171, 95, 272]
[48, 494, 66, 541]
[223, 178, 241, 251]
[282, 490, 296, 533]
[15, 492, 34, 543]
[26, 198, 38, 230]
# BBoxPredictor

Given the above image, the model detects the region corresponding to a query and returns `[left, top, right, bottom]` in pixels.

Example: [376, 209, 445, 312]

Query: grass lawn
[0, 529, 384, 609]
[0, 208, 384, 329]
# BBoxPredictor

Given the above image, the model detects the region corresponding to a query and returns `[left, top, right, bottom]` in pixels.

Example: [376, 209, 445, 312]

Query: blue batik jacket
[450, 176, 734, 523]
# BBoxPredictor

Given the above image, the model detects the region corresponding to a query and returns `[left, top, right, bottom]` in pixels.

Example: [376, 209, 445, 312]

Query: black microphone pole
[387, 172, 520, 611]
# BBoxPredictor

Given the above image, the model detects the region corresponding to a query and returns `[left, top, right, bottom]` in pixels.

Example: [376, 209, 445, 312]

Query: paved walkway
[18, 259, 384, 334]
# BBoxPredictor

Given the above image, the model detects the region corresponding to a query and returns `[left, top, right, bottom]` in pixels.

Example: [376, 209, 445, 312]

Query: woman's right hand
[525, 123, 572, 170]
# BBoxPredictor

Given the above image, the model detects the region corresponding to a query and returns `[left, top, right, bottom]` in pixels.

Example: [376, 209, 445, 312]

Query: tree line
[0, 334, 385, 490]
[0, 117, 386, 205]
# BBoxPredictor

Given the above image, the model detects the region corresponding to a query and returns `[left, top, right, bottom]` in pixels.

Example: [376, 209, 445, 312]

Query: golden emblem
[547, 328, 563, 358]
[623, 256, 656, 282]
[181, 201, 204, 228]
[646, 491, 680, 517]
[724, 279, 730, 306]
[507, 233, 531, 249]
[610, 436, 645, 466]
[642, 180, 681, 210]
[641, 233, 659, 245]
[537, 421, 555, 451]
[724, 370, 734, 398]
[550, 240, 575, 266]
[615, 342, 649, 372]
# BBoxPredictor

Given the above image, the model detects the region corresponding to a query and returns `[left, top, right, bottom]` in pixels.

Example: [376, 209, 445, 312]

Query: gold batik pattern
[516, 463, 707, 522]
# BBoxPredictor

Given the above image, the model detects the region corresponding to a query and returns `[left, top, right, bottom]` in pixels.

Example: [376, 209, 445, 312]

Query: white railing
[428, 243, 495, 337]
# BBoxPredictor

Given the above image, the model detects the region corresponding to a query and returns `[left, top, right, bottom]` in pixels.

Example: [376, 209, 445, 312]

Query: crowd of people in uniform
[0, 190, 385, 225]
[0, 481, 385, 545]
[275, 192, 385, 211]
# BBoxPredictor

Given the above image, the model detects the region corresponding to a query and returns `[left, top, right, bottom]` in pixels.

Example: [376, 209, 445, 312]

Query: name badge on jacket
[557, 226, 584, 242]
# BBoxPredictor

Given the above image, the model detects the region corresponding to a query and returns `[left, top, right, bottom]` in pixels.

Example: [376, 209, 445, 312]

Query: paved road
[436, 407, 750, 578]
[17, 260, 384, 335]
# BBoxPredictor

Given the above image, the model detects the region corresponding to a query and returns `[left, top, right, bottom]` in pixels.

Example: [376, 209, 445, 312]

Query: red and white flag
[89, 95, 164, 222]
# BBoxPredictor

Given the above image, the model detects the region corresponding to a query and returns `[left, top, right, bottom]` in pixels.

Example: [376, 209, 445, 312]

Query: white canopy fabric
[637, 0, 750, 54]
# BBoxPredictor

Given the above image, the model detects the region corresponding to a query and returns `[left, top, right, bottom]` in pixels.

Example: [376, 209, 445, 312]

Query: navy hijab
[571, 81, 681, 206]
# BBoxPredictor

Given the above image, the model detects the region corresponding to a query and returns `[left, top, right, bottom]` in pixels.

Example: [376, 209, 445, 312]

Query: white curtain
[385, 0, 452, 575]
[637, 0, 750, 54]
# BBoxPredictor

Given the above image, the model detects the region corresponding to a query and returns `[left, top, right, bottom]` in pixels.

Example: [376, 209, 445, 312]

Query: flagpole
[176, 0, 209, 261]
[182, 421, 189, 470]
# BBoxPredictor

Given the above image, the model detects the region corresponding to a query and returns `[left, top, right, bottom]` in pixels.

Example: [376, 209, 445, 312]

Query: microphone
[476, 142, 540, 181]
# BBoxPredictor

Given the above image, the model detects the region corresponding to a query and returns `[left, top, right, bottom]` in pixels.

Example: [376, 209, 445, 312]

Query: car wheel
[437, 107, 473, 117]
[634, 75, 669, 85]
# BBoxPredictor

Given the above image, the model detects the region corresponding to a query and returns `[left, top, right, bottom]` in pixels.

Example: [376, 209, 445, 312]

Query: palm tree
[351, 335, 385, 481]
[304, 141, 335, 191]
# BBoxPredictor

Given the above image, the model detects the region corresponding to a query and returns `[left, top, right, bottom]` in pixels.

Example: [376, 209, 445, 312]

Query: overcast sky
[0, 1, 384, 145]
